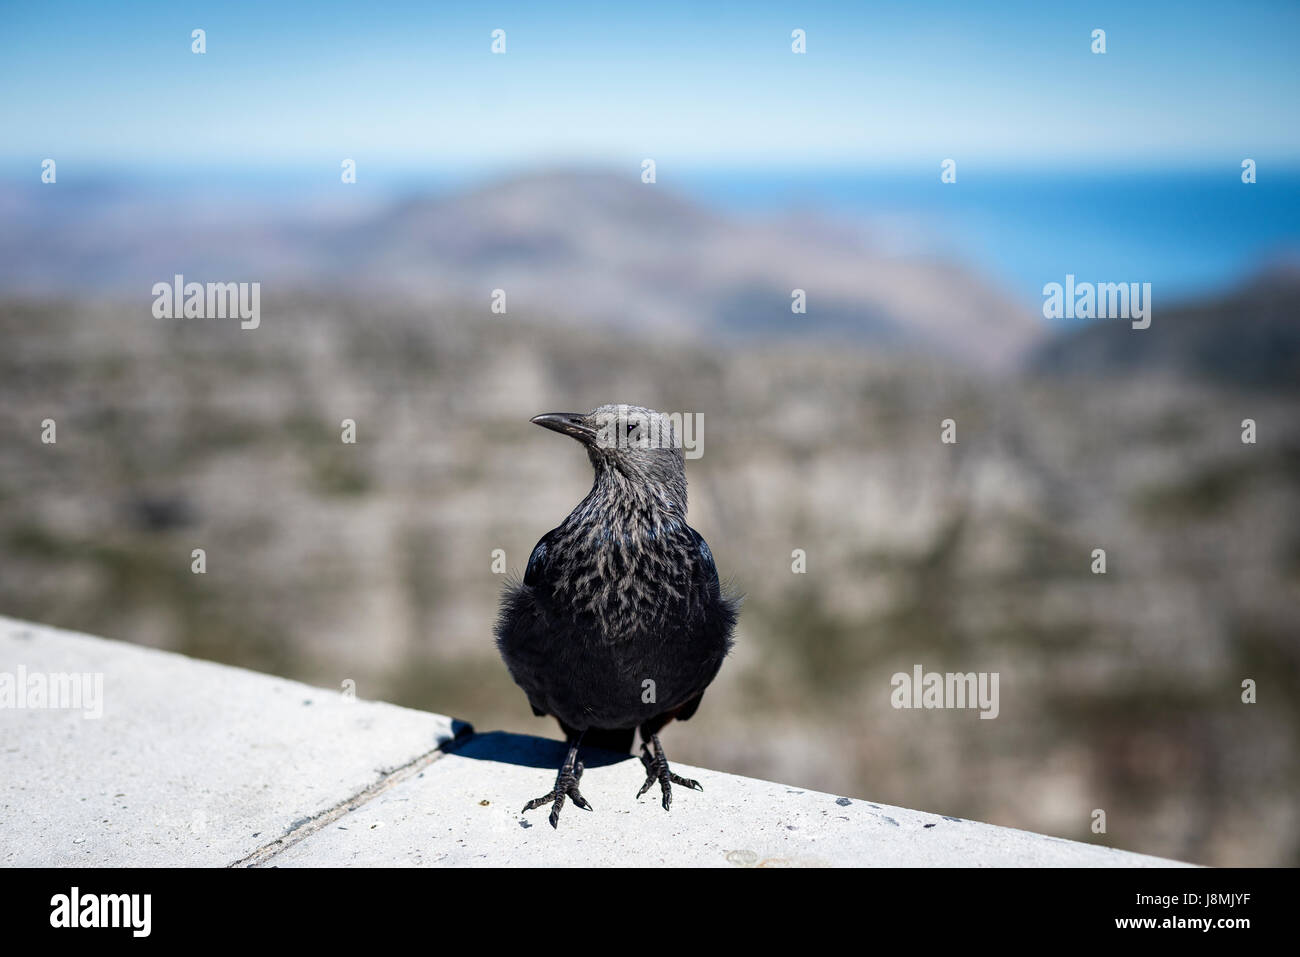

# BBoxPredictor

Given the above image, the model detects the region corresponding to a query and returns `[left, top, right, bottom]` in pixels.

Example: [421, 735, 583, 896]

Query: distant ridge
[1027, 265, 1300, 390]
[0, 169, 1040, 369]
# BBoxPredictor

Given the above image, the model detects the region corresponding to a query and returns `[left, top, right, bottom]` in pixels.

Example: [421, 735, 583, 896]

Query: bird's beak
[530, 412, 597, 444]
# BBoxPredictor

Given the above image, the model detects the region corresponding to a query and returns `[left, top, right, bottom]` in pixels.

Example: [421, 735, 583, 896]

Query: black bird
[496, 404, 737, 827]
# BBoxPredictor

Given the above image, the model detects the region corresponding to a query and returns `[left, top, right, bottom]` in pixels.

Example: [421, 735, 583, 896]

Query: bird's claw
[522, 760, 592, 828]
[637, 742, 701, 811]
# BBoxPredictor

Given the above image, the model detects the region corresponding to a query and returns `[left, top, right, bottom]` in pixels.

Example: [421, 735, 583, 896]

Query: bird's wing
[667, 525, 735, 726]
[687, 526, 723, 601]
[522, 528, 558, 588]
[497, 528, 563, 719]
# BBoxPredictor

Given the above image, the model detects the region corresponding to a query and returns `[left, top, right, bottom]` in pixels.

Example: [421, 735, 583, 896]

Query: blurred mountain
[0, 170, 1040, 368]
[1028, 265, 1300, 389]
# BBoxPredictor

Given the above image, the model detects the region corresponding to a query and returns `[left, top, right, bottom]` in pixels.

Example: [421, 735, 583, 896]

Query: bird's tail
[580, 727, 636, 755]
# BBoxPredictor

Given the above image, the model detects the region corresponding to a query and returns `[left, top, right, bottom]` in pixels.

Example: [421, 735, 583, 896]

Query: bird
[495, 404, 738, 828]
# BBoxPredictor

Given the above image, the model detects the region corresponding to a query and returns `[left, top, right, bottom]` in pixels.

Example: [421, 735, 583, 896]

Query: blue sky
[2, 0, 1298, 177]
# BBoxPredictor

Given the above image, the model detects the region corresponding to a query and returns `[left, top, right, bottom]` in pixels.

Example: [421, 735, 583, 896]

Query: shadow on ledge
[447, 729, 636, 770]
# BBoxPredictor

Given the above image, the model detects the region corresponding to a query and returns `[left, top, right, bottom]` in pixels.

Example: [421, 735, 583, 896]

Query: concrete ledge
[0, 616, 458, 867]
[0, 616, 1191, 867]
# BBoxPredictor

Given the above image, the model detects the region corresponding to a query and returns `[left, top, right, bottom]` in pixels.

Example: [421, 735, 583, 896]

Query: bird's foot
[636, 737, 701, 811]
[523, 759, 592, 829]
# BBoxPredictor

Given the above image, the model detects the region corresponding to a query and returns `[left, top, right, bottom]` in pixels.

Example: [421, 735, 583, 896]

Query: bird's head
[531, 404, 687, 509]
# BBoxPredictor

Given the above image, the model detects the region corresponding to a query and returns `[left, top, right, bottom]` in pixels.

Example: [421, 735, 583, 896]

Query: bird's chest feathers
[554, 519, 691, 633]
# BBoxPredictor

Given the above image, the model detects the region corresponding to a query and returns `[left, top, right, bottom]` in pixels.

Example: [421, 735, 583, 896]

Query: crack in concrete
[229, 724, 475, 868]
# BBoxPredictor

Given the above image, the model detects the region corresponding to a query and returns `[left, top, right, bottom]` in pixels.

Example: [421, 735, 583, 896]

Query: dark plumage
[496, 404, 737, 827]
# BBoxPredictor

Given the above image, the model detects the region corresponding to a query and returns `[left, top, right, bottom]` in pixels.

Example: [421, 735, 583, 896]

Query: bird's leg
[522, 731, 593, 828]
[636, 733, 702, 811]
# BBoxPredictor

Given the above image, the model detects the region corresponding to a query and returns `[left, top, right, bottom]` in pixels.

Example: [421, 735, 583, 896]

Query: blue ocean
[674, 167, 1300, 309]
